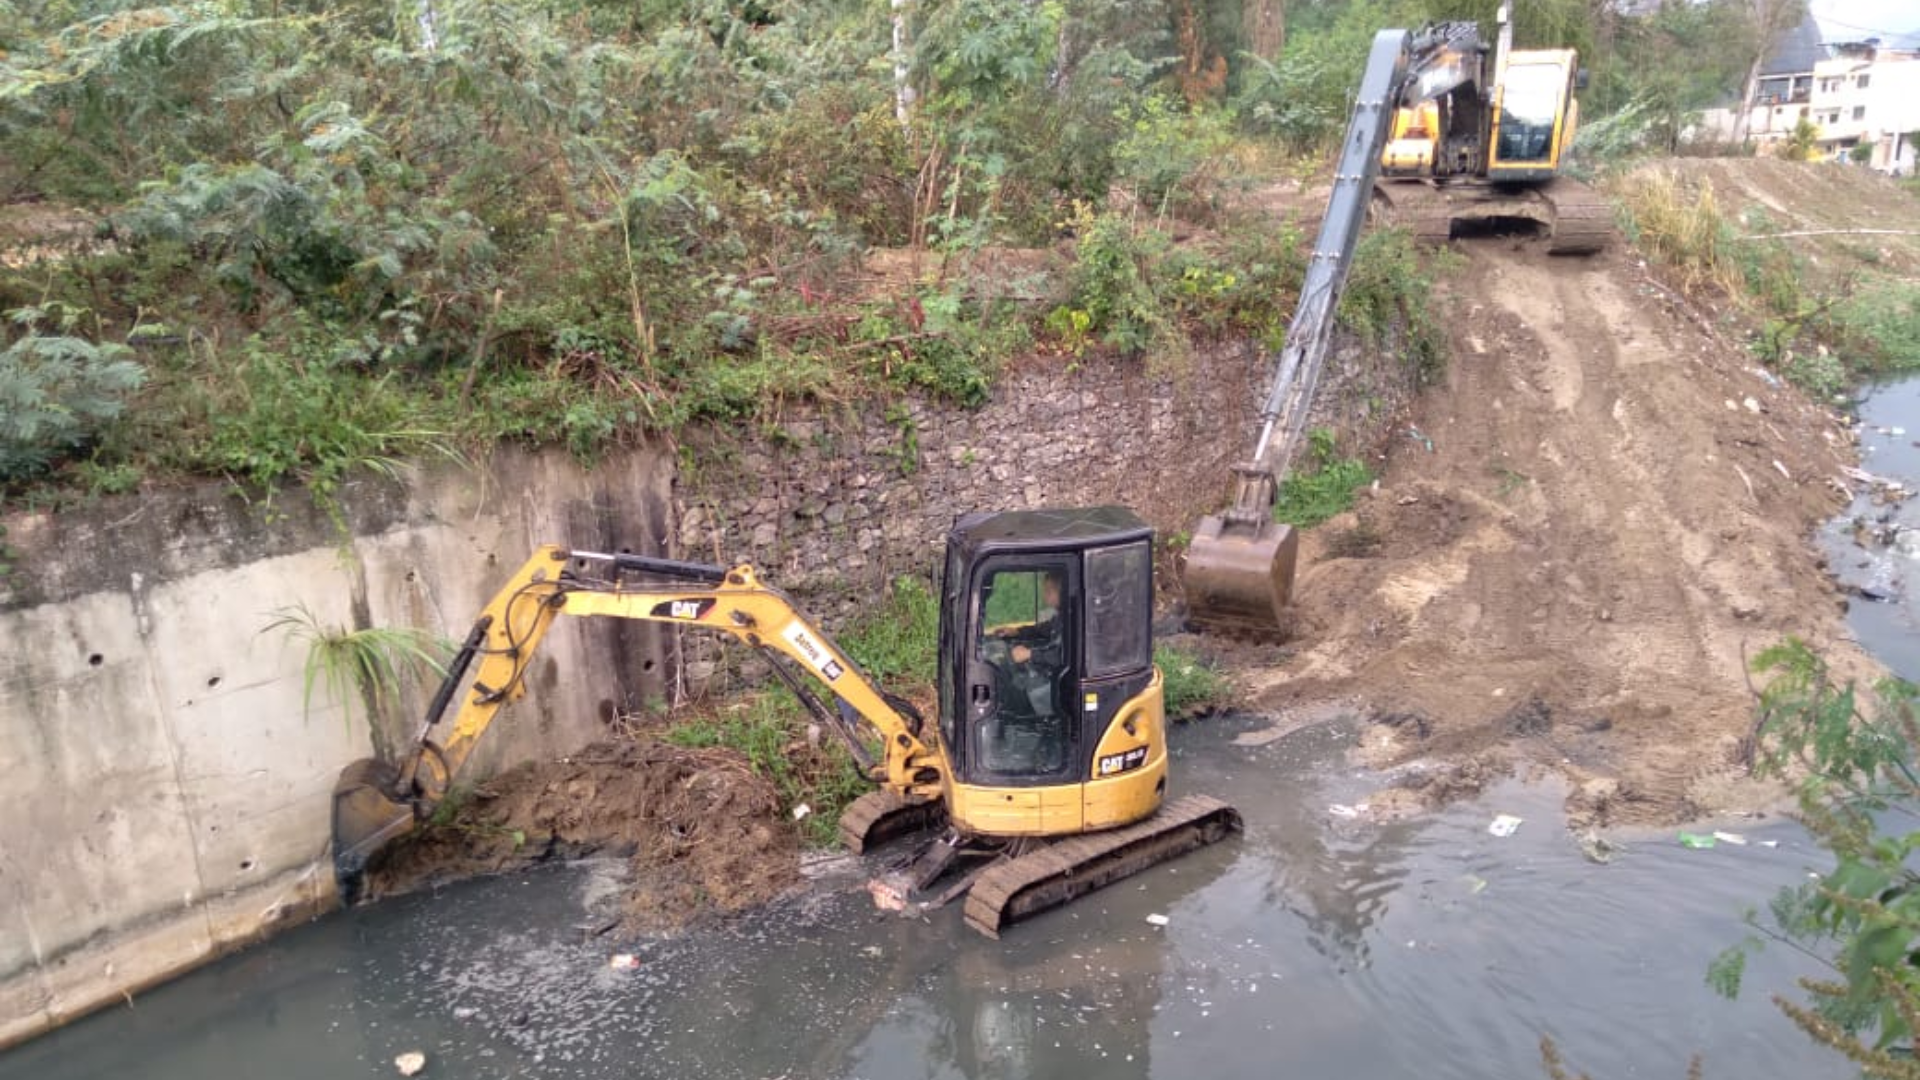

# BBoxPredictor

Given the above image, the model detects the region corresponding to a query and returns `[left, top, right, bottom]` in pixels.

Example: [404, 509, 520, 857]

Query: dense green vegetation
[1272, 427, 1373, 527]
[0, 0, 1807, 507]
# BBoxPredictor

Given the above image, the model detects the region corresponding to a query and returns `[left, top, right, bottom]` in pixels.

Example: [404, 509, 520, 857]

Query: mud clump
[364, 739, 799, 932]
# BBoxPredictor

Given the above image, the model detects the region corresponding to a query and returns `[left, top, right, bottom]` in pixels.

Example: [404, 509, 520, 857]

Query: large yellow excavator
[1183, 2, 1606, 636]
[331, 507, 1239, 937]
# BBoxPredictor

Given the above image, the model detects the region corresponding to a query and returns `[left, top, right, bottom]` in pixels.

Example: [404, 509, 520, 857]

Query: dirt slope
[1251, 238, 1872, 824]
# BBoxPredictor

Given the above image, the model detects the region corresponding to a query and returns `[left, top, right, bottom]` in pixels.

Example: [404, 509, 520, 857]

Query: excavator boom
[331, 546, 940, 900]
[1183, 26, 1415, 636]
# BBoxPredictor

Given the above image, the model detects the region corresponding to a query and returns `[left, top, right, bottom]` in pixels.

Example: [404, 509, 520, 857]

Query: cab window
[1084, 542, 1151, 677]
[1497, 63, 1564, 163]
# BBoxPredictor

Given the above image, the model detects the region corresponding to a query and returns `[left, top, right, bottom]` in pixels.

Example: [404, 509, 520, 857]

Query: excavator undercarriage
[1374, 175, 1611, 254]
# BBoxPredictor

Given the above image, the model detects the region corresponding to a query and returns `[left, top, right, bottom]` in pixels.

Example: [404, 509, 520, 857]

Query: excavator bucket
[1183, 465, 1300, 637]
[330, 758, 417, 903]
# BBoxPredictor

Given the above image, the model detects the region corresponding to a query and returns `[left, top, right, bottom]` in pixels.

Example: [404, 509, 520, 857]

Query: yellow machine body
[331, 507, 1240, 936]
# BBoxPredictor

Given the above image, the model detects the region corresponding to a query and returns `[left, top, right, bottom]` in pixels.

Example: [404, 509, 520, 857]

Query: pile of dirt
[1248, 234, 1876, 825]
[364, 739, 800, 931]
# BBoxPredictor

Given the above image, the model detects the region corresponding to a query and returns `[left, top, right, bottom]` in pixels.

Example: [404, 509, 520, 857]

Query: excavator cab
[1490, 49, 1581, 179]
[935, 508, 1167, 837]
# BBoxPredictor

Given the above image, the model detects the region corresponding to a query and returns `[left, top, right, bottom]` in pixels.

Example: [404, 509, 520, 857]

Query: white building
[1697, 13, 1825, 148]
[1807, 42, 1920, 173]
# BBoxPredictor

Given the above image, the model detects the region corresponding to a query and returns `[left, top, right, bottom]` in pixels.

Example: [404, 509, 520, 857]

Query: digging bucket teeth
[331, 758, 418, 904]
[1184, 513, 1299, 638]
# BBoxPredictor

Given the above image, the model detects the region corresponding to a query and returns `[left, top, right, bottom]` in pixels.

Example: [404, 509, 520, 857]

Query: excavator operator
[1007, 571, 1065, 670]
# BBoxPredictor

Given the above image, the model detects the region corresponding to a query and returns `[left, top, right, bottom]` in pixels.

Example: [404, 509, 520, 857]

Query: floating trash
[1488, 814, 1523, 838]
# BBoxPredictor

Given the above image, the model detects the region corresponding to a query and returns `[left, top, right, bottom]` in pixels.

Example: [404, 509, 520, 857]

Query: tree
[1620, 0, 1751, 153]
[1779, 114, 1819, 160]
[1729, 0, 1808, 146]
[1243, 0, 1285, 62]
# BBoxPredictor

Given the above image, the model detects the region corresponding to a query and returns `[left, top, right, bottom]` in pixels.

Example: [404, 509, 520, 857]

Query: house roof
[1761, 13, 1828, 76]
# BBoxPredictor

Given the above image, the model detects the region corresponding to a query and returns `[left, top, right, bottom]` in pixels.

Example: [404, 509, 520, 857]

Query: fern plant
[0, 331, 146, 484]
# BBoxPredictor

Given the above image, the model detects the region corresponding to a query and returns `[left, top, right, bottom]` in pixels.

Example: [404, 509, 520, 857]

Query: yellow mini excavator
[1183, 1, 1606, 637]
[331, 507, 1240, 937]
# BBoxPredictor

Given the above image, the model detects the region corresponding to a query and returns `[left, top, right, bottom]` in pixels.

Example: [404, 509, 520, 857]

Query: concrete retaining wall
[0, 446, 673, 1048]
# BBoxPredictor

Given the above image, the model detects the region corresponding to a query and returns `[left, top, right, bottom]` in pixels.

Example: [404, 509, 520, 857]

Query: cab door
[963, 557, 1078, 788]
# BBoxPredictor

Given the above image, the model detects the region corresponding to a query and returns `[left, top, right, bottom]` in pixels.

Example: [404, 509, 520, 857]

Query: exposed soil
[364, 739, 800, 932]
[1246, 230, 1877, 826]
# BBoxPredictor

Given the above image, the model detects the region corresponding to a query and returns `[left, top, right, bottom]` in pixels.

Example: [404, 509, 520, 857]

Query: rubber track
[838, 789, 945, 854]
[1538, 177, 1612, 255]
[962, 795, 1242, 938]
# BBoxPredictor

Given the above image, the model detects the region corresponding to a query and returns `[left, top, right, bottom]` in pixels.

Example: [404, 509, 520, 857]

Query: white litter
[1488, 814, 1523, 838]
[609, 953, 640, 970]
[1759, 839, 1780, 848]
[1712, 830, 1748, 846]
[395, 1052, 427, 1077]
[1145, 913, 1170, 927]
[1328, 803, 1367, 819]
[792, 803, 812, 821]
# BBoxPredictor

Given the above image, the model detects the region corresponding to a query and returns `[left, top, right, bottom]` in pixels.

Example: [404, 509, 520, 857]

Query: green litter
[1677, 832, 1717, 849]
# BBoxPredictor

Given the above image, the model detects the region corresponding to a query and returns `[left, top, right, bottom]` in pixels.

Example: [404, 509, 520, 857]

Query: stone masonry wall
[673, 329, 1414, 637]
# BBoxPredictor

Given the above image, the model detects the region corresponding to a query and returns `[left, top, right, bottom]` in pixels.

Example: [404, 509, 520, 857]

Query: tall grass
[261, 604, 450, 732]
[1614, 167, 1920, 392]
[839, 573, 940, 689]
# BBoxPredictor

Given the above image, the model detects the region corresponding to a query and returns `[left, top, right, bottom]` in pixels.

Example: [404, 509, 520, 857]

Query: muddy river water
[0, 716, 1844, 1080]
[16, 375, 1920, 1080]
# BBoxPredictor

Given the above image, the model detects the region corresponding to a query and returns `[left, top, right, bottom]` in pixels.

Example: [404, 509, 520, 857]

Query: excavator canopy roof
[947, 506, 1152, 560]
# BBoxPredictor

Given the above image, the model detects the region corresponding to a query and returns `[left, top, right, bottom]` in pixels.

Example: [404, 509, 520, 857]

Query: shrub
[1059, 206, 1167, 354]
[1273, 428, 1373, 527]
[1156, 643, 1231, 719]
[0, 332, 146, 485]
[1112, 95, 1233, 212]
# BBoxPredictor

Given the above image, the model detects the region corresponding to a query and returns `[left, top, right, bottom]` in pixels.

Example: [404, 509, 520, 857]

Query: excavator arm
[1182, 22, 1482, 636]
[331, 545, 942, 897]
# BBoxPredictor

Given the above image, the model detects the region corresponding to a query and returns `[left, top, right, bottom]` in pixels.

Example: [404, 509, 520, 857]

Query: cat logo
[648, 598, 715, 621]
[1097, 746, 1149, 777]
